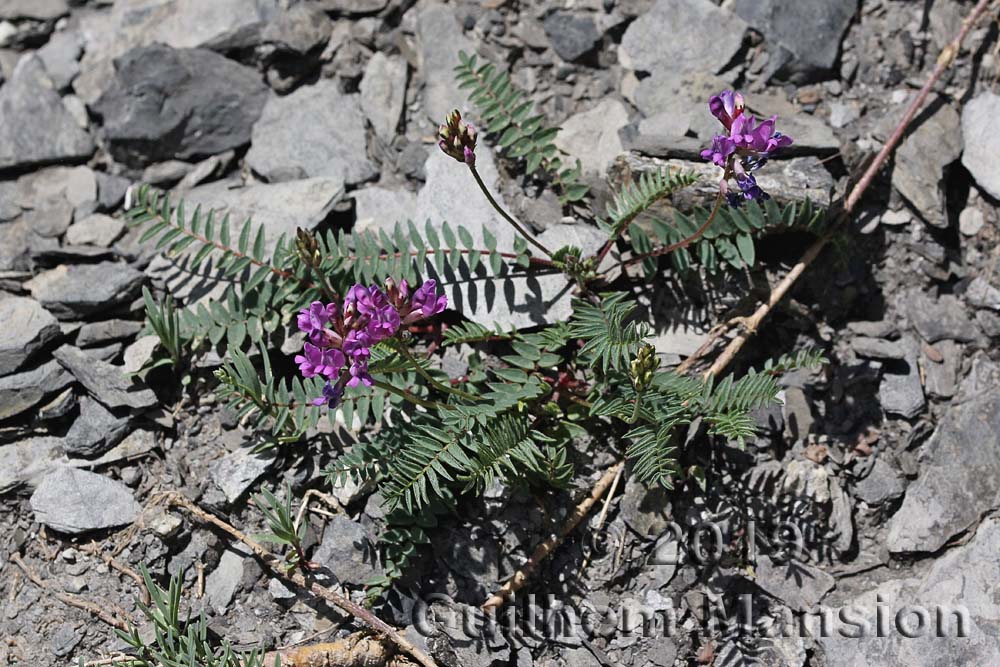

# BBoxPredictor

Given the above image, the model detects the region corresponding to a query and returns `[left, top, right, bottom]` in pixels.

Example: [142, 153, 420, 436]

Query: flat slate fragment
[30, 468, 140, 534]
[53, 345, 157, 410]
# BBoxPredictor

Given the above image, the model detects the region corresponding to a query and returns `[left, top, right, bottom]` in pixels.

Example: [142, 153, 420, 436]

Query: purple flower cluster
[700, 90, 793, 207]
[294, 278, 448, 408]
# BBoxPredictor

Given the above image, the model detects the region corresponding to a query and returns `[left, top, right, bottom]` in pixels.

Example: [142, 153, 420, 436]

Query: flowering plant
[128, 59, 827, 600]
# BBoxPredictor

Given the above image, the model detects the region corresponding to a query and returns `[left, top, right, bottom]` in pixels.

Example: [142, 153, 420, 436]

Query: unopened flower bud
[295, 227, 320, 265]
[438, 109, 477, 166]
[630, 344, 659, 392]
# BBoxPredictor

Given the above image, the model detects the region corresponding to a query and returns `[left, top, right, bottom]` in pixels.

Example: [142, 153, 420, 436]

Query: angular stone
[353, 186, 418, 234]
[544, 11, 601, 62]
[962, 91, 1000, 200]
[64, 396, 130, 457]
[205, 548, 245, 614]
[313, 0, 388, 12]
[30, 468, 140, 534]
[76, 320, 144, 347]
[0, 437, 66, 493]
[313, 515, 381, 585]
[553, 98, 629, 177]
[26, 262, 143, 320]
[360, 52, 407, 142]
[0, 359, 72, 421]
[417, 3, 474, 123]
[0, 56, 94, 170]
[905, 291, 978, 343]
[878, 338, 925, 419]
[853, 457, 905, 505]
[16, 166, 97, 211]
[0, 0, 68, 21]
[210, 446, 275, 503]
[754, 555, 835, 611]
[123, 336, 159, 374]
[621, 0, 747, 75]
[851, 336, 905, 360]
[922, 339, 960, 399]
[65, 213, 125, 247]
[0, 297, 60, 376]
[734, 0, 856, 76]
[966, 276, 1000, 311]
[94, 44, 270, 167]
[819, 516, 1000, 666]
[886, 388, 1000, 553]
[52, 345, 158, 410]
[893, 99, 962, 228]
[39, 387, 77, 420]
[37, 29, 81, 90]
[23, 198, 74, 238]
[247, 81, 375, 184]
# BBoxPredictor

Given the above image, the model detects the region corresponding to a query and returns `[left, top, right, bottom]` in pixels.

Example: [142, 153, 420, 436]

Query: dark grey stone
[0, 297, 60, 376]
[0, 56, 94, 170]
[209, 446, 276, 503]
[878, 338, 925, 419]
[30, 468, 140, 534]
[204, 548, 245, 614]
[754, 555, 835, 611]
[0, 360, 72, 421]
[734, 0, 857, 77]
[52, 345, 157, 410]
[93, 44, 270, 167]
[313, 514, 381, 585]
[906, 291, 978, 343]
[886, 388, 1000, 553]
[25, 262, 143, 320]
[0, 436, 65, 493]
[893, 99, 962, 228]
[853, 458, 905, 505]
[850, 336, 905, 360]
[544, 11, 601, 62]
[64, 396, 131, 457]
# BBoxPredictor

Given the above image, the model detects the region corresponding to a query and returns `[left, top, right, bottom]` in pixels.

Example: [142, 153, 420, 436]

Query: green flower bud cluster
[630, 344, 659, 392]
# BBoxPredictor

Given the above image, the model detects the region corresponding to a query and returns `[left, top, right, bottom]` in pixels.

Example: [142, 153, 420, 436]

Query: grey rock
[52, 345, 158, 410]
[430, 600, 510, 666]
[397, 142, 429, 180]
[64, 396, 130, 457]
[976, 310, 1000, 337]
[76, 320, 143, 347]
[360, 52, 407, 142]
[621, 0, 746, 75]
[123, 336, 159, 374]
[905, 291, 978, 343]
[0, 359, 72, 421]
[26, 262, 143, 320]
[754, 555, 835, 610]
[922, 339, 960, 399]
[962, 91, 1000, 199]
[0, 182, 20, 222]
[554, 98, 629, 177]
[959, 206, 985, 237]
[16, 165, 97, 211]
[95, 172, 131, 211]
[828, 101, 861, 128]
[0, 56, 93, 170]
[853, 457, 905, 505]
[966, 276, 1000, 311]
[0, 0, 68, 20]
[353, 186, 418, 234]
[734, 0, 856, 76]
[313, 514, 381, 585]
[417, 3, 474, 123]
[23, 198, 74, 238]
[49, 623, 81, 658]
[544, 11, 601, 62]
[81, 428, 157, 467]
[39, 387, 77, 420]
[209, 447, 275, 503]
[142, 160, 193, 186]
[247, 81, 374, 184]
[886, 388, 1000, 553]
[37, 30, 81, 90]
[314, 0, 388, 12]
[819, 516, 1000, 666]
[893, 99, 962, 228]
[94, 44, 270, 167]
[878, 337, 925, 419]
[30, 468, 140, 534]
[0, 297, 60, 376]
[0, 436, 65, 493]
[65, 213, 125, 247]
[205, 548, 245, 614]
[207, 3, 330, 55]
[851, 336, 904, 360]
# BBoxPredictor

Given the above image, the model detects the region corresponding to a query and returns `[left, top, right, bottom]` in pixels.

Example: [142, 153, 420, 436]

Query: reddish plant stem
[621, 189, 725, 269]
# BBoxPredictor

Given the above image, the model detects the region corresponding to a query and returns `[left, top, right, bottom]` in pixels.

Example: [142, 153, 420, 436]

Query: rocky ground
[2, 0, 1000, 666]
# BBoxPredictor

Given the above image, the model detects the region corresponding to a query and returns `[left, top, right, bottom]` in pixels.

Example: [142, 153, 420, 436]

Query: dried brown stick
[704, 0, 994, 380]
[482, 461, 624, 610]
[81, 542, 151, 606]
[158, 492, 439, 667]
[11, 554, 129, 632]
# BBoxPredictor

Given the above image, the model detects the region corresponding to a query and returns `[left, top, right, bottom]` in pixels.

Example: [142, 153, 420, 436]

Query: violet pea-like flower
[403, 279, 448, 324]
[312, 380, 344, 408]
[297, 301, 337, 343]
[294, 342, 346, 379]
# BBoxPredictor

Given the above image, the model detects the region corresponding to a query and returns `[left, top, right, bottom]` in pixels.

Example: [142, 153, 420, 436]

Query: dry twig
[11, 554, 129, 632]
